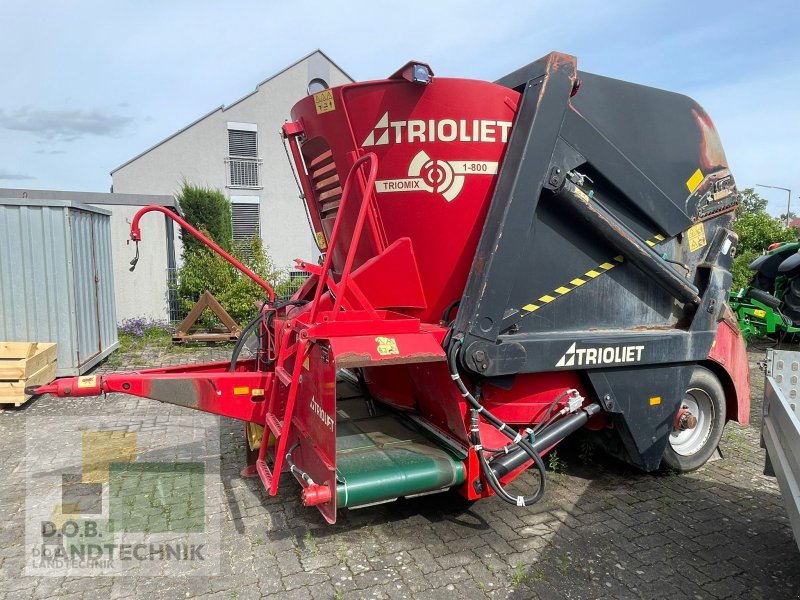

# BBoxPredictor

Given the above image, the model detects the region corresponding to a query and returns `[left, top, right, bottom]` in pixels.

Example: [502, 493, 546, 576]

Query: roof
[0, 187, 176, 207]
[0, 198, 113, 216]
[110, 49, 354, 175]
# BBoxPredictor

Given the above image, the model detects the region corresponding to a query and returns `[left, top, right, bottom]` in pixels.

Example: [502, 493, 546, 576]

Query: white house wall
[89, 204, 172, 321]
[112, 53, 352, 306]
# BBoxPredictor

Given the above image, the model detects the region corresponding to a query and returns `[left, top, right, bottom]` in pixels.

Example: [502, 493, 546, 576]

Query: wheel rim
[669, 388, 714, 456]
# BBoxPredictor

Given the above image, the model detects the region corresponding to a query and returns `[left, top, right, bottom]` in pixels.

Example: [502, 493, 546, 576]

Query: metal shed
[0, 198, 119, 376]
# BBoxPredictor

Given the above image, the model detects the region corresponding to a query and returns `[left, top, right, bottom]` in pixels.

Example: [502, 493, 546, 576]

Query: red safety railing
[308, 152, 381, 322]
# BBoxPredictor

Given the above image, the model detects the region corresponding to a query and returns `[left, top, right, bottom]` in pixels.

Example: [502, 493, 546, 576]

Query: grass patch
[511, 563, 530, 586]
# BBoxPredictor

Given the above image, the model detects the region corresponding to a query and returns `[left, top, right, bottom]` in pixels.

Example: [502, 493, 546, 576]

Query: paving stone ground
[1, 341, 799, 599]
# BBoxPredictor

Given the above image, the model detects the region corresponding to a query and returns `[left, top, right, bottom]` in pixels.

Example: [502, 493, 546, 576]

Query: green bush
[731, 249, 759, 291]
[176, 236, 283, 328]
[176, 182, 233, 257]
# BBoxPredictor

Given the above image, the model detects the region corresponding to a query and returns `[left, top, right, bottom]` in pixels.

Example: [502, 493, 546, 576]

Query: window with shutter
[228, 130, 258, 157]
[230, 198, 261, 243]
[226, 124, 261, 188]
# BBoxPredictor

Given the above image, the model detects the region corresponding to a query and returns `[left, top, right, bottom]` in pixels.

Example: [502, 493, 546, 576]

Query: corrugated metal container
[0, 199, 119, 375]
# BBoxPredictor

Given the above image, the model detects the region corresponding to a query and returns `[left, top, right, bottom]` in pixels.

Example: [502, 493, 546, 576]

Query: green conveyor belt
[334, 385, 465, 508]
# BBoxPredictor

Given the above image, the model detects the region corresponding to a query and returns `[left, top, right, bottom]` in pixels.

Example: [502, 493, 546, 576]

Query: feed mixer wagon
[34, 52, 751, 523]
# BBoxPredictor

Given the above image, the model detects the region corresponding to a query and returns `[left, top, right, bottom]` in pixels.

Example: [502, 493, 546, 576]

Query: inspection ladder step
[255, 459, 273, 491]
[275, 366, 292, 386]
[265, 413, 283, 438]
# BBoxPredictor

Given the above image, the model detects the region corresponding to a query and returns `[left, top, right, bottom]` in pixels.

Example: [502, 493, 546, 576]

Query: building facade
[111, 50, 353, 284]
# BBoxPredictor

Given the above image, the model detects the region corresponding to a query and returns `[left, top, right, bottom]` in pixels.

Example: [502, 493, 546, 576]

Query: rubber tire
[748, 288, 782, 309]
[661, 366, 726, 472]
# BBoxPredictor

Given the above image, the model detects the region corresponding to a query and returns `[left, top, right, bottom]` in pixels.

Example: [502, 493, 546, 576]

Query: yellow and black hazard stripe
[521, 233, 666, 315]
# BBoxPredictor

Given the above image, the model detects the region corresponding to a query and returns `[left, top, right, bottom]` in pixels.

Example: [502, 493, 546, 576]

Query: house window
[230, 196, 261, 243]
[226, 122, 261, 189]
[308, 78, 329, 94]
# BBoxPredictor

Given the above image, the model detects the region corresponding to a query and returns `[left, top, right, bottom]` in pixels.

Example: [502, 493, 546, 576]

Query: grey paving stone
[2, 345, 799, 600]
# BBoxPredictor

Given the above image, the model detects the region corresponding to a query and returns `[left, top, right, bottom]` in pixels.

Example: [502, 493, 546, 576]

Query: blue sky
[0, 0, 798, 216]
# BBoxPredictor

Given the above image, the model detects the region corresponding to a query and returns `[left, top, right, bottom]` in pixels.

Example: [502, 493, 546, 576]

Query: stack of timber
[0, 342, 57, 407]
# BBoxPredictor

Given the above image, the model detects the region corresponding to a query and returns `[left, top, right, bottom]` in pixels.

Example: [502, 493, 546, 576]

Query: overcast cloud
[0, 169, 34, 181]
[0, 0, 797, 215]
[0, 106, 133, 141]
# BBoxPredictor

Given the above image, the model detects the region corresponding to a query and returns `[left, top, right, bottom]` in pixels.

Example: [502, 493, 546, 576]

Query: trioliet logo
[362, 112, 513, 147]
[555, 342, 645, 368]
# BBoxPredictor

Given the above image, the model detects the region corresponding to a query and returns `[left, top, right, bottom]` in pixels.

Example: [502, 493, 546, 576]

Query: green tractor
[730, 241, 800, 341]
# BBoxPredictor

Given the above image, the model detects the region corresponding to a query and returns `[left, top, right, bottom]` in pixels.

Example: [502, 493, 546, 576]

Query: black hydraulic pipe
[490, 403, 602, 479]
[555, 179, 701, 306]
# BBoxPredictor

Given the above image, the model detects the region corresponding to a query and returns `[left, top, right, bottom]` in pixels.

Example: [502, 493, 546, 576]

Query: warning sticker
[686, 168, 704, 193]
[375, 336, 399, 356]
[687, 222, 707, 252]
[77, 375, 98, 388]
[315, 231, 327, 250]
[314, 90, 335, 114]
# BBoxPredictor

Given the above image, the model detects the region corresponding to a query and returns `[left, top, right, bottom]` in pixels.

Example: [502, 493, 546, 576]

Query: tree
[176, 236, 283, 326]
[173, 182, 284, 326]
[735, 187, 768, 217]
[176, 182, 233, 257]
[731, 188, 797, 289]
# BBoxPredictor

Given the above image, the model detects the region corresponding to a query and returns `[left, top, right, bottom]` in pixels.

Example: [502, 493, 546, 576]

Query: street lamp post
[757, 183, 793, 228]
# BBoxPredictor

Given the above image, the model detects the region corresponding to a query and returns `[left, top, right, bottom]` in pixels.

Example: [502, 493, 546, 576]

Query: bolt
[474, 350, 486, 362]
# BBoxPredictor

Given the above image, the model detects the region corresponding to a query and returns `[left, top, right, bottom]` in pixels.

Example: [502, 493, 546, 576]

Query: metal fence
[225, 157, 262, 189]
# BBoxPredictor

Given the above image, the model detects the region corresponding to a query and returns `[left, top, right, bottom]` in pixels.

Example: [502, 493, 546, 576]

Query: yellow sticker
[315, 231, 327, 250]
[687, 222, 707, 252]
[77, 375, 98, 388]
[314, 90, 336, 114]
[649, 396, 662, 406]
[252, 389, 266, 397]
[375, 336, 399, 356]
[233, 386, 250, 395]
[686, 168, 704, 193]
[303, 356, 310, 370]
[753, 309, 767, 318]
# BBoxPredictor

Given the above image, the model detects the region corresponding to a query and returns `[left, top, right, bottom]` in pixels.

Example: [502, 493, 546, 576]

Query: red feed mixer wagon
[34, 52, 750, 523]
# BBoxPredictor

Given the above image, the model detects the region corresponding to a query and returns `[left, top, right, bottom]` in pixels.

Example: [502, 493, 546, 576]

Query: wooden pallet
[0, 342, 57, 407]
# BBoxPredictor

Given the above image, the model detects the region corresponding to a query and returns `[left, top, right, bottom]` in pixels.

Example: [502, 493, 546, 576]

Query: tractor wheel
[748, 288, 781, 309]
[662, 367, 726, 472]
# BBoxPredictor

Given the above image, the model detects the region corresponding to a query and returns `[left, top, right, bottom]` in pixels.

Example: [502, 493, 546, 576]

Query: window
[228, 129, 258, 157]
[308, 78, 329, 95]
[230, 196, 261, 243]
[226, 122, 261, 188]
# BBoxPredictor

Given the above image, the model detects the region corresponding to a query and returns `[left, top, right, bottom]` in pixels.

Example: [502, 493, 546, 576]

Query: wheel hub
[674, 407, 698, 431]
[668, 389, 714, 457]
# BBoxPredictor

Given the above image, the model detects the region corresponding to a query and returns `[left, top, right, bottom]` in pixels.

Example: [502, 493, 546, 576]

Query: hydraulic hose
[228, 299, 310, 372]
[228, 311, 265, 372]
[447, 338, 547, 507]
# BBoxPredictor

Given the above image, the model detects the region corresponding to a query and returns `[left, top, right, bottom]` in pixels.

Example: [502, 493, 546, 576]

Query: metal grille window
[231, 199, 261, 243]
[227, 126, 261, 188]
[227, 159, 260, 188]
